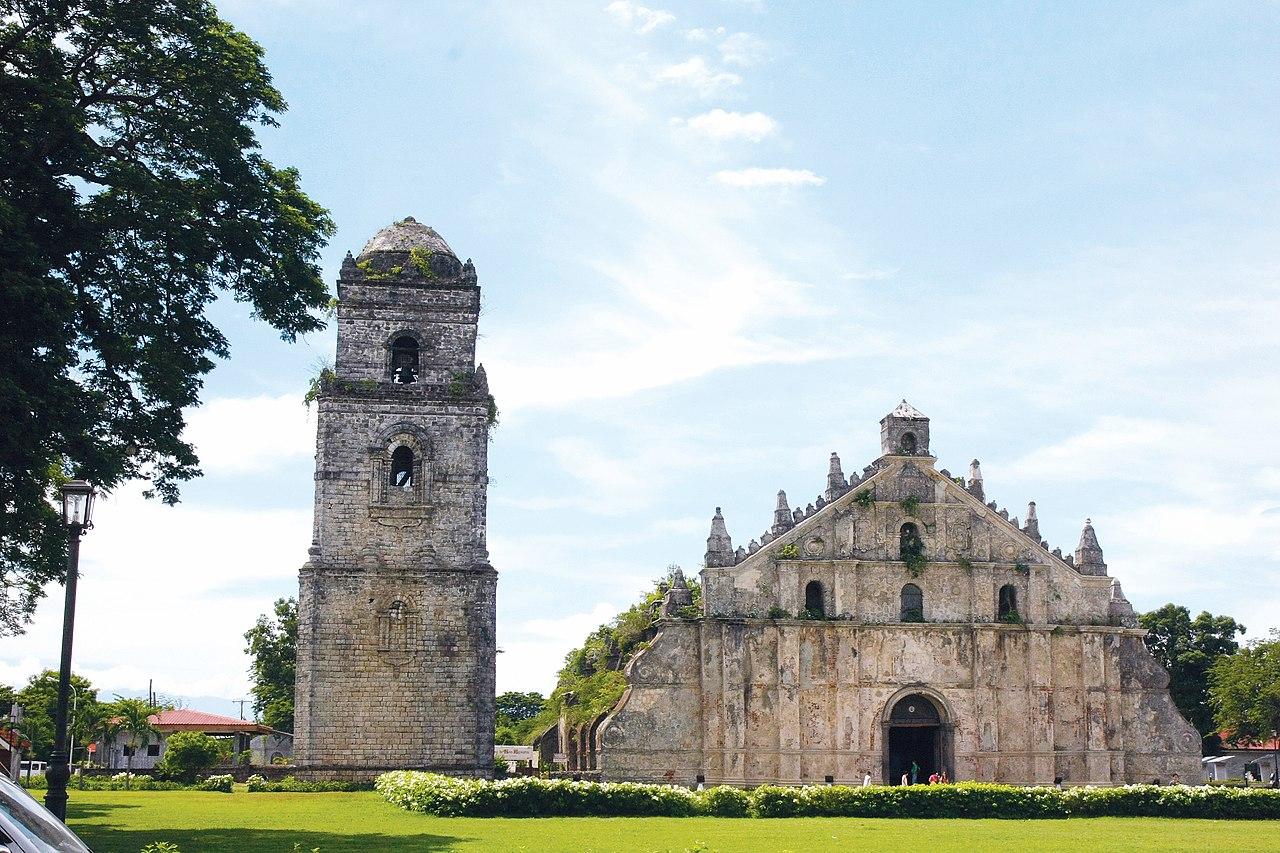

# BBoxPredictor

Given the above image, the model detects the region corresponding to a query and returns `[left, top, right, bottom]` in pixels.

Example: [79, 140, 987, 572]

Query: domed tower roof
[359, 217, 456, 259]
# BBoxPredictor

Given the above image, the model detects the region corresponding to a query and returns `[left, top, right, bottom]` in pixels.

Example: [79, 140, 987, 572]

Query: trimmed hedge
[375, 772, 1280, 820]
[246, 775, 374, 793]
[21, 773, 194, 792]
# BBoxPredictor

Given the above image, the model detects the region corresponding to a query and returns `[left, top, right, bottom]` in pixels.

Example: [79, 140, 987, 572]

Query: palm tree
[112, 697, 158, 788]
[90, 710, 123, 770]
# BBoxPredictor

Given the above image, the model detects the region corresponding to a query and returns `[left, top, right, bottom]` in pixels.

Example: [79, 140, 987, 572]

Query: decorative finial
[967, 459, 985, 501]
[1023, 501, 1040, 539]
[1074, 518, 1108, 577]
[772, 490, 793, 534]
[826, 452, 847, 502]
[705, 507, 734, 567]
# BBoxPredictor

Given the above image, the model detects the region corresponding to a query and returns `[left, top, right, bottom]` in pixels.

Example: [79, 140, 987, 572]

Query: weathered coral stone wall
[598, 406, 1201, 786]
[600, 620, 1200, 786]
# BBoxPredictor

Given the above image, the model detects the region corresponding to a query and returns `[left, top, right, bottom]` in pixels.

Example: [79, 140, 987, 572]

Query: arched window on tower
[804, 580, 825, 617]
[998, 584, 1018, 622]
[900, 431, 917, 453]
[390, 336, 419, 384]
[390, 446, 414, 490]
[901, 583, 924, 622]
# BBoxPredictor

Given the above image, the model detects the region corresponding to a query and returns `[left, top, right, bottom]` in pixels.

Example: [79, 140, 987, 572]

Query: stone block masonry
[293, 219, 496, 779]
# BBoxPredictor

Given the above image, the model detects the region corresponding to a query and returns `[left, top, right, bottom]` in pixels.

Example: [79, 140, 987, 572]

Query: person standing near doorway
[910, 761, 920, 785]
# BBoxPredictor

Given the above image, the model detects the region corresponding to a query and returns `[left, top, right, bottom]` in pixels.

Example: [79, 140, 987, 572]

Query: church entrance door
[884, 693, 945, 784]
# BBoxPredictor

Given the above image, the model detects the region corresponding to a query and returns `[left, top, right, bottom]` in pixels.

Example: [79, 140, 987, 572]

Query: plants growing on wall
[524, 571, 701, 739]
[854, 489, 875, 509]
[409, 247, 437, 278]
[777, 543, 800, 559]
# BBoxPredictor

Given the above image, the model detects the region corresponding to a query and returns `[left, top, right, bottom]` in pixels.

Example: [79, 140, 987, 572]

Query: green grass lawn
[65, 790, 1263, 853]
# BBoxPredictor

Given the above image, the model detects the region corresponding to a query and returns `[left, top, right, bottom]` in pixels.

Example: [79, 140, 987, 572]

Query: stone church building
[293, 219, 496, 778]
[598, 402, 1201, 786]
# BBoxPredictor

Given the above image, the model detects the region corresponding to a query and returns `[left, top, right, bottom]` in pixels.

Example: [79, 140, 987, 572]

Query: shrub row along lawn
[375, 772, 1280, 819]
[63, 790, 1277, 853]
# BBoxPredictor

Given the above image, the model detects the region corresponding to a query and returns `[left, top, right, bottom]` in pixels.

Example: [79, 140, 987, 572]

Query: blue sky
[5, 1, 1280, 715]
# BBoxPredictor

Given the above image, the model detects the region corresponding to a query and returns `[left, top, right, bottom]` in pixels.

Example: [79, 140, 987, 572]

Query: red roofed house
[96, 709, 291, 770]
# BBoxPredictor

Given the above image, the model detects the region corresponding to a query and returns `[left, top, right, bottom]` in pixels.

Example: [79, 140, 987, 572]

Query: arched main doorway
[883, 692, 949, 784]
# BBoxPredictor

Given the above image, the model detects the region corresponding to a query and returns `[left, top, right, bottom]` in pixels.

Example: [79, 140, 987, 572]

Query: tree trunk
[125, 749, 132, 789]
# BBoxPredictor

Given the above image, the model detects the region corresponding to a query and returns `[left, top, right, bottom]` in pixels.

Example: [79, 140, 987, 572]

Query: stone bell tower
[294, 217, 497, 778]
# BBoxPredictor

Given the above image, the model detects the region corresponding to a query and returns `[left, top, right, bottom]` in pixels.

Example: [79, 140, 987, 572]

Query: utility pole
[234, 699, 249, 720]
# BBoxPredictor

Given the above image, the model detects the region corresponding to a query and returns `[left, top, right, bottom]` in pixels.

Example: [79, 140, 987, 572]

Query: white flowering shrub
[374, 773, 1280, 819]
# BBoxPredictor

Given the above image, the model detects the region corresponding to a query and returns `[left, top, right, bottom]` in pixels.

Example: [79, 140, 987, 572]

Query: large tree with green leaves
[496, 691, 545, 745]
[1209, 629, 1280, 787]
[14, 669, 100, 761]
[0, 0, 333, 633]
[244, 596, 296, 733]
[1139, 604, 1244, 745]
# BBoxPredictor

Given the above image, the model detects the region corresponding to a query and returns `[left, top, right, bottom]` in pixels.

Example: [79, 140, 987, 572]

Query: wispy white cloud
[656, 56, 742, 96]
[841, 267, 901, 281]
[714, 167, 827, 187]
[675, 108, 777, 141]
[683, 26, 725, 43]
[604, 1, 675, 35]
[719, 32, 770, 67]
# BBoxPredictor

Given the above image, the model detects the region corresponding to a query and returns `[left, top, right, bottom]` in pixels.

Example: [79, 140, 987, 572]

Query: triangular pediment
[734, 456, 1072, 573]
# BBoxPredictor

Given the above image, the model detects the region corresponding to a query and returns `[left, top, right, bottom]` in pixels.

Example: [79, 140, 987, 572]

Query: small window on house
[804, 580, 825, 616]
[391, 446, 414, 490]
[391, 336, 419, 384]
[899, 522, 924, 562]
[122, 745, 134, 757]
[901, 583, 924, 622]
[900, 431, 917, 453]
[146, 744, 161, 757]
[998, 584, 1018, 621]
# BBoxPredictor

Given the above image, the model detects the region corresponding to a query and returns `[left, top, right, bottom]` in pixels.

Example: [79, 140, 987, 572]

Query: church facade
[293, 219, 496, 778]
[599, 403, 1201, 786]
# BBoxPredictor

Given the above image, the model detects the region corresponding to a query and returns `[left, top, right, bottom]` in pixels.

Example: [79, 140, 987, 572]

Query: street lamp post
[44, 480, 95, 821]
